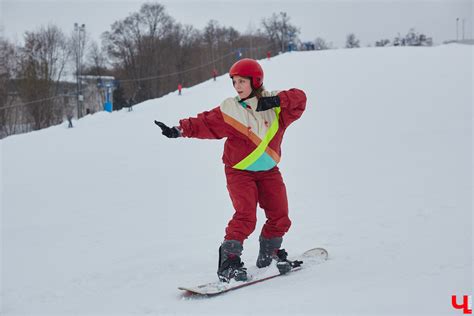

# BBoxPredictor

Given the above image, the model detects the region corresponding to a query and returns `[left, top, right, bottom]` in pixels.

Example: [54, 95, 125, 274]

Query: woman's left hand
[256, 96, 280, 112]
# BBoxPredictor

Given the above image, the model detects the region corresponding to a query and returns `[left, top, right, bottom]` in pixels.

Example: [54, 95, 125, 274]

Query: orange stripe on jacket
[221, 112, 280, 163]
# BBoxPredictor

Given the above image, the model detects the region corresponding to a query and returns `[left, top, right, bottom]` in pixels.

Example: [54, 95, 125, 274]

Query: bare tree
[314, 37, 330, 50]
[375, 39, 391, 47]
[17, 24, 70, 130]
[403, 28, 432, 46]
[0, 37, 20, 137]
[171, 23, 200, 86]
[261, 12, 300, 53]
[204, 20, 219, 67]
[346, 33, 360, 48]
[203, 20, 241, 75]
[87, 40, 108, 76]
[102, 2, 174, 101]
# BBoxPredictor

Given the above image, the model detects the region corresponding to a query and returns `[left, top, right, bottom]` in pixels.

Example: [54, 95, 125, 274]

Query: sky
[1, 0, 473, 48]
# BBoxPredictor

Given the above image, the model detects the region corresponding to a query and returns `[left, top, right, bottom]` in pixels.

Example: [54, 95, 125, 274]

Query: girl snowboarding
[155, 58, 306, 282]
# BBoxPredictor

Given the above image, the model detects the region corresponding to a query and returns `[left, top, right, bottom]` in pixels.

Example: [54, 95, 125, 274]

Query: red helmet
[229, 58, 264, 89]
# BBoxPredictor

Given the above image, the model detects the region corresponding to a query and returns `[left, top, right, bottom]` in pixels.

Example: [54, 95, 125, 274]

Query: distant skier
[213, 68, 218, 81]
[128, 97, 134, 112]
[155, 58, 307, 282]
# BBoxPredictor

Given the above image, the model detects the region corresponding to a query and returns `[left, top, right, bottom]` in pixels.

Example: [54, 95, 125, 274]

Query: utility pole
[74, 23, 86, 119]
[456, 18, 459, 41]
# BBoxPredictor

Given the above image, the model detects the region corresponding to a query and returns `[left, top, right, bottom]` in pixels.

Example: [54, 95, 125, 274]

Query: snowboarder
[155, 58, 307, 282]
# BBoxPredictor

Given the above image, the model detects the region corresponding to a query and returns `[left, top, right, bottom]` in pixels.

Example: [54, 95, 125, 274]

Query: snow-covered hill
[1, 44, 472, 315]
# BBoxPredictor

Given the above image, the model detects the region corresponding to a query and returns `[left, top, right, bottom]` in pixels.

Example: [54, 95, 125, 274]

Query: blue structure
[97, 78, 117, 112]
[104, 85, 113, 112]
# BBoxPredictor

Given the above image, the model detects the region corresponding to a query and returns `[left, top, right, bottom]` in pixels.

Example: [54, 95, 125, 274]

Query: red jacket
[179, 89, 306, 170]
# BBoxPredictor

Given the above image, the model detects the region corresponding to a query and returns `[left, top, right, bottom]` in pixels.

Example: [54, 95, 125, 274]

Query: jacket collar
[236, 95, 258, 110]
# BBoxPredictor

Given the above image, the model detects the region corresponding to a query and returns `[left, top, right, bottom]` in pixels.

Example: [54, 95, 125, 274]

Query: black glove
[154, 120, 181, 138]
[256, 96, 280, 112]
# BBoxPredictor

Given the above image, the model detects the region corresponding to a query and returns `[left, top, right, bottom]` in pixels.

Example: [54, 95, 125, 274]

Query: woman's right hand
[154, 121, 182, 138]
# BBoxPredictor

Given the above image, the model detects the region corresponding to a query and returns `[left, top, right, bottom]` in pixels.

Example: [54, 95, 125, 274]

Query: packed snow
[1, 44, 472, 315]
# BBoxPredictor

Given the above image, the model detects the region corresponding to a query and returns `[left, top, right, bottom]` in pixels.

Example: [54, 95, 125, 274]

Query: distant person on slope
[154, 58, 307, 283]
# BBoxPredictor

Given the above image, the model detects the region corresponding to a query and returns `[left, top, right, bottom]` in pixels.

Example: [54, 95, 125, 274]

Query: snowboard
[179, 247, 328, 297]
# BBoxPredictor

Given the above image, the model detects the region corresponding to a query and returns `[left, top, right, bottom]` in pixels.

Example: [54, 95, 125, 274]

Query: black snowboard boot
[217, 240, 248, 282]
[256, 236, 292, 274]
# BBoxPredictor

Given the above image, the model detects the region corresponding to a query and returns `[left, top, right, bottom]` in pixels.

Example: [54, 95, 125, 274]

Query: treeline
[0, 2, 301, 138]
[104, 3, 299, 108]
[103, 4, 299, 107]
[312, 28, 433, 50]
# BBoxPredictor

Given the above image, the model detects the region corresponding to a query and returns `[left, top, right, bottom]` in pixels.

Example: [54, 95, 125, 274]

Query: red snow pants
[224, 165, 291, 244]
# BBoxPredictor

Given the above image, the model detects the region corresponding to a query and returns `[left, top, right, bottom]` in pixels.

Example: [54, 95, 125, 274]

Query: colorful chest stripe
[233, 106, 281, 171]
[220, 97, 281, 171]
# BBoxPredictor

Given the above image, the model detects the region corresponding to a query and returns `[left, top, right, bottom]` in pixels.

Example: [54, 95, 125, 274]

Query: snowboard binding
[276, 249, 303, 275]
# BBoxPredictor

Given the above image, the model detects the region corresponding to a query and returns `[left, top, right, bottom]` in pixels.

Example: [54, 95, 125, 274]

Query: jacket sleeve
[277, 89, 307, 129]
[179, 106, 228, 139]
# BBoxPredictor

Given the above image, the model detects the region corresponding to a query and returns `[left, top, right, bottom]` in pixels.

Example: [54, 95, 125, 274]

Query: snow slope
[1, 44, 472, 315]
